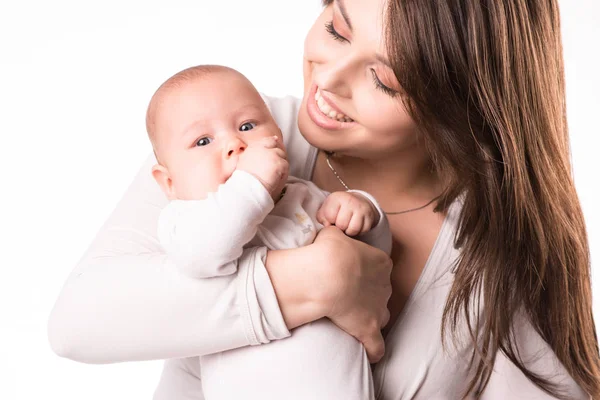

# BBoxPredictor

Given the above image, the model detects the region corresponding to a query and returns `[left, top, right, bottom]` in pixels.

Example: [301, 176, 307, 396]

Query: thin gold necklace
[324, 151, 440, 215]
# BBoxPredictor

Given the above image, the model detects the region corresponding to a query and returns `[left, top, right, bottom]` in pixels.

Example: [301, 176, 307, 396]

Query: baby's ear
[151, 164, 176, 200]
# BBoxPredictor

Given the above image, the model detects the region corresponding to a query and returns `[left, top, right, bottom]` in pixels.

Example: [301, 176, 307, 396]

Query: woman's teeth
[315, 88, 353, 123]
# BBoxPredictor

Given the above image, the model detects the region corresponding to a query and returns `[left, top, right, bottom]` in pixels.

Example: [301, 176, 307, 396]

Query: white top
[154, 169, 393, 400]
[47, 95, 588, 399]
[157, 170, 391, 279]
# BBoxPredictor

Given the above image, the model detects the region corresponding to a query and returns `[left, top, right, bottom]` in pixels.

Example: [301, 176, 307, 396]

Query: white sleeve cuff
[228, 169, 275, 211]
[237, 246, 292, 345]
[347, 189, 393, 256]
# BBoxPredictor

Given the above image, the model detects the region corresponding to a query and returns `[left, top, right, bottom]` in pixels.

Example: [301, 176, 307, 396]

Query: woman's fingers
[313, 227, 393, 362]
[363, 332, 386, 364]
[381, 308, 391, 329]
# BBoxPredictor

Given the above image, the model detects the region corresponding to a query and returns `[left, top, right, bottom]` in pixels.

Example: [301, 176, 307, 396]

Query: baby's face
[153, 72, 285, 200]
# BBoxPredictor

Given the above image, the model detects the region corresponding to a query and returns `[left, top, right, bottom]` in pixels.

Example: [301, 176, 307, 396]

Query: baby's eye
[239, 122, 256, 132]
[195, 137, 212, 147]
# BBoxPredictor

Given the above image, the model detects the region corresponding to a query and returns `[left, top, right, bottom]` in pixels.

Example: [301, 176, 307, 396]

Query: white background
[0, 1, 598, 399]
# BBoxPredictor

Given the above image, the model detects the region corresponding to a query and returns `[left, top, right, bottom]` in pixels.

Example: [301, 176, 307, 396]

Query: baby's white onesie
[153, 169, 392, 400]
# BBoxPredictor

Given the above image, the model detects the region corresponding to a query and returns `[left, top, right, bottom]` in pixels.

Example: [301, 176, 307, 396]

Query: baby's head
[147, 65, 285, 200]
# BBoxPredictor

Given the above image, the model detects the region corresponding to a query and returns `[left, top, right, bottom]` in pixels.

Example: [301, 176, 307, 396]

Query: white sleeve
[198, 318, 376, 400]
[47, 154, 291, 364]
[153, 358, 205, 400]
[480, 311, 588, 399]
[158, 170, 274, 278]
[347, 189, 393, 256]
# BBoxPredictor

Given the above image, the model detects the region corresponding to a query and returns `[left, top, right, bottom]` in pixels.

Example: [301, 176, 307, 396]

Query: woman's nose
[224, 136, 246, 159]
[314, 55, 354, 98]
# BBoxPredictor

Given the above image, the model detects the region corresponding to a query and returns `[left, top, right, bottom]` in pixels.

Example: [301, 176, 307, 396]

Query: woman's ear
[151, 164, 176, 200]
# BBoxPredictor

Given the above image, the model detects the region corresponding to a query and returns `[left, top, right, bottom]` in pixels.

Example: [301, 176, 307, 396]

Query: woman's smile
[307, 83, 357, 130]
[315, 87, 353, 122]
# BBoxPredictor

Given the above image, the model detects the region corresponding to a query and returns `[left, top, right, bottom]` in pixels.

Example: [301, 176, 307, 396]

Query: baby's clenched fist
[316, 192, 380, 237]
[236, 136, 289, 200]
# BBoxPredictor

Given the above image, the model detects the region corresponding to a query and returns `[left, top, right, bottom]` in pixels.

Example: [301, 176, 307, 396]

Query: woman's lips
[306, 83, 357, 130]
[317, 89, 351, 120]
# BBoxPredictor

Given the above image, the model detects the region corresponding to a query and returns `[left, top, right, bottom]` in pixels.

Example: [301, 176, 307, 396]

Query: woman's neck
[327, 147, 442, 210]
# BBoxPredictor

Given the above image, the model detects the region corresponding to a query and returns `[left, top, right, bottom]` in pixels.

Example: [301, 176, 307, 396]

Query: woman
[48, 0, 599, 398]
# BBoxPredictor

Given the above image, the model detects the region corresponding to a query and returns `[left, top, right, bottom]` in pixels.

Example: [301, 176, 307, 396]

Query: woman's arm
[273, 226, 393, 363]
[46, 154, 317, 363]
[47, 154, 392, 364]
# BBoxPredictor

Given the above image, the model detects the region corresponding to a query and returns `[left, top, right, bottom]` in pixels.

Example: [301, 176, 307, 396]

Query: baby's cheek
[174, 172, 210, 201]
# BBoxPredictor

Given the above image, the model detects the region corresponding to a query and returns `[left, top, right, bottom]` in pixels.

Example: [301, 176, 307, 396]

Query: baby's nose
[225, 139, 246, 158]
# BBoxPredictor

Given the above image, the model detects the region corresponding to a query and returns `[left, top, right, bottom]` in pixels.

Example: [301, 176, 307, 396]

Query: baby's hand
[236, 136, 289, 200]
[316, 192, 380, 236]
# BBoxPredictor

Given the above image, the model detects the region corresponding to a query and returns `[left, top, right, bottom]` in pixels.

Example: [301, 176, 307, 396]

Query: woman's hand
[313, 226, 393, 364]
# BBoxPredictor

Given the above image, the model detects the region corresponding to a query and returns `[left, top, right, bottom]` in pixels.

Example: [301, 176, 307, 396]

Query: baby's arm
[158, 170, 274, 278]
[317, 190, 392, 256]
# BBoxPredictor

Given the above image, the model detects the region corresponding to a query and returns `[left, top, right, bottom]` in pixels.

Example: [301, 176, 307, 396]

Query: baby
[147, 65, 391, 400]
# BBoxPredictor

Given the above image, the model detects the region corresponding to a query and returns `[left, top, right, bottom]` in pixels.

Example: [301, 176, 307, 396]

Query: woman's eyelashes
[370, 69, 398, 97]
[325, 20, 398, 98]
[325, 21, 348, 43]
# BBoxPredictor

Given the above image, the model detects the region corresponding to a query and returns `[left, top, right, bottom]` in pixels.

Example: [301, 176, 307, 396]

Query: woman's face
[298, 0, 419, 158]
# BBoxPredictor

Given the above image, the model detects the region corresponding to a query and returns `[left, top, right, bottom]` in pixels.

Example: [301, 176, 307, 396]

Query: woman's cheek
[355, 90, 390, 131]
[360, 88, 413, 131]
[356, 95, 418, 147]
[303, 14, 330, 65]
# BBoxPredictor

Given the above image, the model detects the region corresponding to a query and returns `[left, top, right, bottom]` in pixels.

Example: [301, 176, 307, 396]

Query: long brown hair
[323, 0, 599, 397]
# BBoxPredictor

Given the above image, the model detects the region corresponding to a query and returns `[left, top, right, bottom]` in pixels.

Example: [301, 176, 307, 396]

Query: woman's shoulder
[260, 93, 316, 181]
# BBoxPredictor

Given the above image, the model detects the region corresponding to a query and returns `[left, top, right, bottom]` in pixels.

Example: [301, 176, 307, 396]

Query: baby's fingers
[317, 200, 340, 227]
[361, 214, 375, 234]
[345, 212, 365, 237]
[261, 135, 280, 149]
[271, 147, 287, 160]
[334, 205, 353, 233]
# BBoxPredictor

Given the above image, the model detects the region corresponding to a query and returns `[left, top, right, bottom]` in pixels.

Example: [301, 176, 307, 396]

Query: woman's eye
[195, 137, 213, 147]
[370, 69, 398, 97]
[325, 21, 348, 43]
[239, 122, 256, 131]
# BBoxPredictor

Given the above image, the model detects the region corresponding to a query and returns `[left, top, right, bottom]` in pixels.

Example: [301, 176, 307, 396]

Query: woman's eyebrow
[376, 54, 392, 69]
[336, 0, 353, 32]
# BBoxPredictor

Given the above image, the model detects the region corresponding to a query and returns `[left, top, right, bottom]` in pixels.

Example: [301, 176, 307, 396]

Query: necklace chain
[324, 151, 440, 215]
